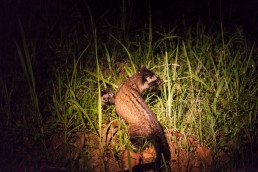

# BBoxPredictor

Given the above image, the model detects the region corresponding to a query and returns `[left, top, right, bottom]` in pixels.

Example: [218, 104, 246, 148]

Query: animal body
[114, 66, 171, 170]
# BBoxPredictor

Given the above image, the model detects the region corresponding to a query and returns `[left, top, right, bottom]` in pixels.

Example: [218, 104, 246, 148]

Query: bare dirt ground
[1, 127, 257, 172]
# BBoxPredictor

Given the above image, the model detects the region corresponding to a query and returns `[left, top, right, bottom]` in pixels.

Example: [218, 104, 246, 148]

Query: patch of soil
[5, 124, 257, 172]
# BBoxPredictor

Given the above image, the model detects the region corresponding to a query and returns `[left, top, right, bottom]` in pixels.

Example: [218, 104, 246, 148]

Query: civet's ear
[140, 66, 153, 76]
[140, 66, 153, 83]
[140, 65, 147, 70]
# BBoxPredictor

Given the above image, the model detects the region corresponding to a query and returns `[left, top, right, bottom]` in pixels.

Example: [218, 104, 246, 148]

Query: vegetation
[0, 2, 258, 171]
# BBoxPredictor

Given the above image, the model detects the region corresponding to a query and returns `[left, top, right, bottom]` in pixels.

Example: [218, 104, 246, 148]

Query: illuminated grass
[47, 21, 258, 171]
[1, 12, 257, 171]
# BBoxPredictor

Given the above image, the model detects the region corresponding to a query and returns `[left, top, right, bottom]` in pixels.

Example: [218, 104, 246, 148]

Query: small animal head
[138, 66, 162, 93]
[101, 88, 115, 109]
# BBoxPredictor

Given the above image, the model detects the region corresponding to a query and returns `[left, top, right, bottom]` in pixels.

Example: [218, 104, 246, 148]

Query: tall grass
[48, 20, 258, 171]
[2, 5, 257, 171]
[15, 21, 43, 129]
[51, 20, 258, 169]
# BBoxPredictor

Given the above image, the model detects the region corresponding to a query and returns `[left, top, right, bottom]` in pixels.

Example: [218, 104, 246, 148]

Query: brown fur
[115, 66, 171, 169]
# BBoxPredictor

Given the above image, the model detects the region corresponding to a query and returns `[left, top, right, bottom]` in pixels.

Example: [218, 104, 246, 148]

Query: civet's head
[138, 66, 162, 93]
[101, 88, 115, 109]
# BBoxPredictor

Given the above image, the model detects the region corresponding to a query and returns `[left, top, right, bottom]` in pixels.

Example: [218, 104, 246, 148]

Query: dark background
[1, 0, 258, 78]
[1, 0, 258, 41]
